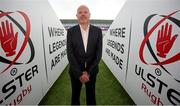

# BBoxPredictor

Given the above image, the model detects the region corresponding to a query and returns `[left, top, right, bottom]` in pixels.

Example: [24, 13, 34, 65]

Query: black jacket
[67, 24, 102, 79]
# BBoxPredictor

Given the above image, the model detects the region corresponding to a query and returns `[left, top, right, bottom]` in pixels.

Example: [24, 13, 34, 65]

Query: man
[67, 5, 102, 105]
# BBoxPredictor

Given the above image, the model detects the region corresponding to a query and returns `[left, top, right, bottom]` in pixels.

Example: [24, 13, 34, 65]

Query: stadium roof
[60, 19, 113, 25]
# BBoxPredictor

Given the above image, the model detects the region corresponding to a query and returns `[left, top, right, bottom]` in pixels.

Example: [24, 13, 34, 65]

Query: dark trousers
[70, 73, 97, 105]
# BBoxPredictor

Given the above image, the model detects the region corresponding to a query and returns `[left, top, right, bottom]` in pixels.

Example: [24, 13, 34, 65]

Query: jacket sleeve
[87, 28, 102, 76]
[67, 29, 82, 79]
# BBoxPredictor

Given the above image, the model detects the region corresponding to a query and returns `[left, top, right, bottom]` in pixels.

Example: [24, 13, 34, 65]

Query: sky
[48, 0, 126, 20]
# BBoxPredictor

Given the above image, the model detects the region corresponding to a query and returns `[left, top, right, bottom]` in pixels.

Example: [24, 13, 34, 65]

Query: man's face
[76, 6, 90, 25]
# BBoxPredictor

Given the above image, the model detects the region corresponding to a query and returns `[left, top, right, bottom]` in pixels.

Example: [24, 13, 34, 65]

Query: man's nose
[81, 14, 86, 17]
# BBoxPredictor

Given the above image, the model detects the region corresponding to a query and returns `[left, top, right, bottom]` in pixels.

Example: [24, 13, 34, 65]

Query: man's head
[76, 5, 90, 25]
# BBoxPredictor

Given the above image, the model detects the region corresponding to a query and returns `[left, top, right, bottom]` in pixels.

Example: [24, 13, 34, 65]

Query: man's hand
[0, 20, 18, 57]
[79, 71, 89, 83]
[156, 23, 178, 58]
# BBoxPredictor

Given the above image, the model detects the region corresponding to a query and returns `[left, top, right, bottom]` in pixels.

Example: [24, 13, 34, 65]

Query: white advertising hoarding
[41, 1, 68, 94]
[0, 0, 68, 105]
[102, 0, 180, 105]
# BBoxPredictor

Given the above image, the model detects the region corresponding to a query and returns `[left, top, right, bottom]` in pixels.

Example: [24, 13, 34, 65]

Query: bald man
[67, 5, 102, 105]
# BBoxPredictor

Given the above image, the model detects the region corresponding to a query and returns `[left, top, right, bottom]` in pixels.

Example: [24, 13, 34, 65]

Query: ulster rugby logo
[139, 10, 180, 82]
[0, 10, 34, 75]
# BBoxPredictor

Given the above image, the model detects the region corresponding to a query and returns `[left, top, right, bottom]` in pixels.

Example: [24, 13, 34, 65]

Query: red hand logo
[0, 20, 18, 57]
[156, 23, 178, 58]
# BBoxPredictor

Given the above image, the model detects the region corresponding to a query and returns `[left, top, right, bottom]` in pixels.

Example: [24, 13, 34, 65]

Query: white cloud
[48, 0, 126, 19]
